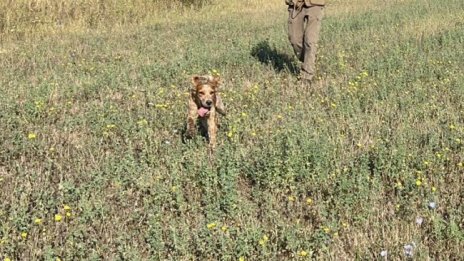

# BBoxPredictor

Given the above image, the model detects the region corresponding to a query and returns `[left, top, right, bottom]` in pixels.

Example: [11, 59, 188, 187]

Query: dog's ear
[209, 75, 221, 89]
[191, 75, 203, 87]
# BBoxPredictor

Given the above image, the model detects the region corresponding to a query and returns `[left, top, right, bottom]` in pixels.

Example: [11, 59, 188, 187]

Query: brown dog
[186, 75, 225, 150]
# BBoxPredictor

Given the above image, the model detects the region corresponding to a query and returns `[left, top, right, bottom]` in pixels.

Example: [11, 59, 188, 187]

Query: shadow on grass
[251, 40, 298, 74]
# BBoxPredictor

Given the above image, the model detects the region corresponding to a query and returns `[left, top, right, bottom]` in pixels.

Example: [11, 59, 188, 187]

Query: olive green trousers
[287, 5, 324, 81]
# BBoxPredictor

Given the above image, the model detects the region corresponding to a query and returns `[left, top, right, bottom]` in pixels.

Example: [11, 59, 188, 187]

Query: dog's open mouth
[198, 107, 210, 117]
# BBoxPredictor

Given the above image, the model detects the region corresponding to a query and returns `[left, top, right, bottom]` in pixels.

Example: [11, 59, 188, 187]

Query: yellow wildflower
[415, 179, 422, 186]
[259, 235, 269, 246]
[28, 133, 37, 140]
[288, 195, 296, 202]
[207, 223, 217, 230]
[21, 232, 28, 239]
[306, 198, 313, 205]
[34, 218, 42, 225]
[54, 214, 63, 222]
[323, 227, 330, 233]
[299, 250, 308, 257]
[137, 119, 148, 126]
[63, 205, 71, 211]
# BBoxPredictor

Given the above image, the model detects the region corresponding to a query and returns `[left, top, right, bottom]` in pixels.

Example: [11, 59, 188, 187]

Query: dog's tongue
[198, 107, 210, 117]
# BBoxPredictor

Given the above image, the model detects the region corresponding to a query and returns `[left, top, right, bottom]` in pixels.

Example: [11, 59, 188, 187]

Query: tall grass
[0, 0, 211, 37]
[1, 0, 463, 260]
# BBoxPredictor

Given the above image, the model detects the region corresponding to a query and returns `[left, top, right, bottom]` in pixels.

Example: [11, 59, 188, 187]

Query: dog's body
[186, 75, 225, 150]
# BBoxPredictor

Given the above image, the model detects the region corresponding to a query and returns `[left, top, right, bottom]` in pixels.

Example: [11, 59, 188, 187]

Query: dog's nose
[206, 100, 213, 106]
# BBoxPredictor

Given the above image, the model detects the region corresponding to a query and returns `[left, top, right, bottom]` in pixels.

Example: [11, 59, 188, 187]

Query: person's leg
[288, 7, 306, 62]
[301, 6, 324, 81]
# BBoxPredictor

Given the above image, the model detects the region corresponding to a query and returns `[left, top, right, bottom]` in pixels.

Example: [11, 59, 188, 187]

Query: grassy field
[1, 0, 464, 260]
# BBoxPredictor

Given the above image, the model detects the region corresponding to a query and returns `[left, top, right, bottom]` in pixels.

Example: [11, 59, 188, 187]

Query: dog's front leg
[207, 109, 217, 150]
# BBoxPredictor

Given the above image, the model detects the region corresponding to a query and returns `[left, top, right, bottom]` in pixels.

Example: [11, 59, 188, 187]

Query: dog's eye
[210, 91, 215, 95]
[199, 91, 205, 95]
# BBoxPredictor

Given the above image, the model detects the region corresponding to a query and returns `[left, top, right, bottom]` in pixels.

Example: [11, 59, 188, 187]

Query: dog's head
[191, 75, 220, 109]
